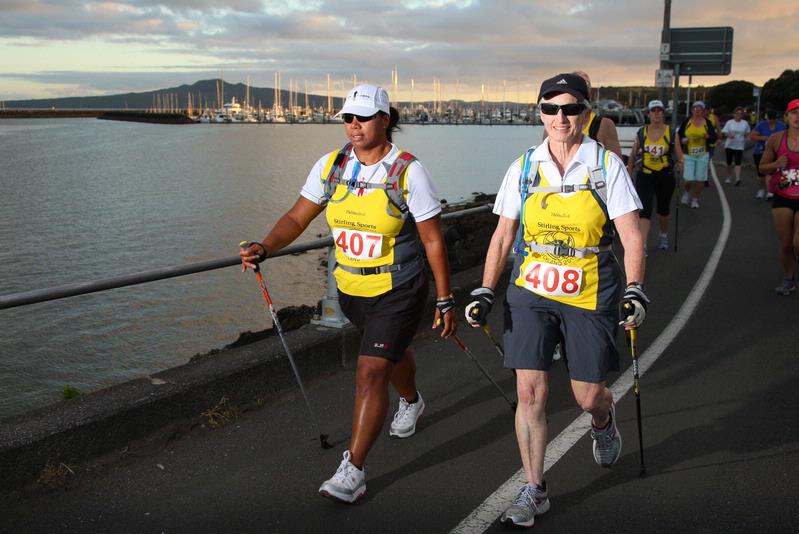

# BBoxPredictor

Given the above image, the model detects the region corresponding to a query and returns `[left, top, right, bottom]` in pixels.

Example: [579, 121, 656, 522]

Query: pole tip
[320, 434, 334, 449]
[639, 467, 647, 478]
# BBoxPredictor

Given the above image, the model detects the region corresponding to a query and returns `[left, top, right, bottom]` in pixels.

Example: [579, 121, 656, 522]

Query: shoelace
[593, 423, 615, 451]
[513, 485, 544, 511]
[393, 398, 411, 424]
[331, 454, 357, 484]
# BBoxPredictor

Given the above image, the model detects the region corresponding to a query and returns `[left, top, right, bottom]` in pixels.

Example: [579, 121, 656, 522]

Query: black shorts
[635, 168, 675, 219]
[772, 194, 799, 212]
[502, 297, 620, 383]
[338, 272, 429, 361]
[725, 148, 743, 166]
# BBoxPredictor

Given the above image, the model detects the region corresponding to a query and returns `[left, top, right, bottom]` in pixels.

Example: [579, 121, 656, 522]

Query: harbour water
[0, 119, 637, 418]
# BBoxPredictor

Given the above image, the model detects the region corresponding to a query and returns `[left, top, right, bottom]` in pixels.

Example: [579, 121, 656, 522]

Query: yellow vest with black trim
[685, 120, 709, 157]
[513, 154, 618, 311]
[642, 126, 671, 173]
[321, 149, 422, 297]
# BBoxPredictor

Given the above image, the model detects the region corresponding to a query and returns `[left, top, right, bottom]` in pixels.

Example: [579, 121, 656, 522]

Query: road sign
[753, 87, 760, 97]
[660, 43, 670, 61]
[656, 69, 674, 88]
[668, 27, 733, 75]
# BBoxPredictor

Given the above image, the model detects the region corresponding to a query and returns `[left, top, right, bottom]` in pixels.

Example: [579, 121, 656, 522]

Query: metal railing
[0, 204, 494, 326]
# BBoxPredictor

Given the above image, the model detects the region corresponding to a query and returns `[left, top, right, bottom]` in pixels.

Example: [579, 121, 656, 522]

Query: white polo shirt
[301, 144, 442, 222]
[493, 136, 642, 220]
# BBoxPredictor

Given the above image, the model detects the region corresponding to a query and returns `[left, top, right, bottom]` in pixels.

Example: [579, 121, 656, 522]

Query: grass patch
[201, 396, 240, 429]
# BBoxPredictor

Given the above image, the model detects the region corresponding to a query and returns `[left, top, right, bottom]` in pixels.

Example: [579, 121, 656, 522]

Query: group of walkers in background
[239, 71, 798, 528]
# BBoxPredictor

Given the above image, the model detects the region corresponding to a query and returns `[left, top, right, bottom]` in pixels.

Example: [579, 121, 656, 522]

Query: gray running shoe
[389, 391, 425, 438]
[775, 278, 796, 296]
[318, 450, 366, 503]
[500, 483, 550, 528]
[591, 402, 622, 467]
[658, 234, 669, 250]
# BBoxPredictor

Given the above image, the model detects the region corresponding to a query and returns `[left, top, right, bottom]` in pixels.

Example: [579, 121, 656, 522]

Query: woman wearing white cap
[240, 84, 456, 503]
[627, 100, 684, 251]
[678, 101, 718, 208]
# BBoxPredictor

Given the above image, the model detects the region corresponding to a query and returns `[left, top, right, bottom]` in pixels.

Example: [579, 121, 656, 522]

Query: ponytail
[383, 106, 401, 143]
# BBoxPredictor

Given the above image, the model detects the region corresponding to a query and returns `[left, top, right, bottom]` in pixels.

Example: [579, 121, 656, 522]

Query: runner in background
[679, 101, 717, 209]
[705, 108, 721, 186]
[751, 110, 786, 199]
[627, 100, 684, 251]
[758, 98, 799, 295]
[721, 107, 751, 186]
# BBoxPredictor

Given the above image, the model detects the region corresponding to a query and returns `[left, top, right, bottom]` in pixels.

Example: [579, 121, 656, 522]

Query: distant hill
[3, 79, 342, 110]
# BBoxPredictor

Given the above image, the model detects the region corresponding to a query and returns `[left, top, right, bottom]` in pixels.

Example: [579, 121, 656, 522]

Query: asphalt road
[4, 159, 798, 533]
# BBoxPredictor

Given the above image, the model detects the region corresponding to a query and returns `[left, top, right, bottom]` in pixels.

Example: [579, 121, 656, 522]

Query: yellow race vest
[321, 150, 420, 297]
[685, 120, 709, 157]
[513, 156, 618, 311]
[641, 126, 671, 173]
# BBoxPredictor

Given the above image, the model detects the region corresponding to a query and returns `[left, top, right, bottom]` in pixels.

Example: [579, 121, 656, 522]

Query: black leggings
[635, 169, 676, 219]
[725, 148, 743, 166]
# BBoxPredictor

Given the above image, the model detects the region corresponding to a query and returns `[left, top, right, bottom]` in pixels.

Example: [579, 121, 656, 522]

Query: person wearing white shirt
[722, 107, 752, 185]
[464, 73, 646, 528]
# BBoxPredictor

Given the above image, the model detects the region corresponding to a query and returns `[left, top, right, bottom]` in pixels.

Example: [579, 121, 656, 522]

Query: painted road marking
[451, 162, 731, 533]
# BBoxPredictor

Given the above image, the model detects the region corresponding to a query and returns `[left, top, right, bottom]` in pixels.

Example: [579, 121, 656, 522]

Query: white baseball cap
[648, 99, 665, 111]
[335, 84, 390, 117]
[692, 100, 706, 109]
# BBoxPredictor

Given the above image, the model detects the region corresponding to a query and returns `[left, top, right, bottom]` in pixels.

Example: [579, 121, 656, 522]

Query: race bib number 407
[522, 261, 583, 297]
[333, 228, 384, 260]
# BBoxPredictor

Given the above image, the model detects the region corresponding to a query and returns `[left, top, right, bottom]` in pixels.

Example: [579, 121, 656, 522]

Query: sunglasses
[342, 113, 378, 124]
[539, 102, 587, 116]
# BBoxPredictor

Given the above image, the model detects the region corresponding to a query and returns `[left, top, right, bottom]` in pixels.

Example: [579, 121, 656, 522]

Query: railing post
[310, 244, 350, 328]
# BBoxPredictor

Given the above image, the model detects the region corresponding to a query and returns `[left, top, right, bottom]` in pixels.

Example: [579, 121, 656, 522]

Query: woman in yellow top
[627, 100, 685, 251]
[240, 84, 456, 504]
[678, 101, 717, 208]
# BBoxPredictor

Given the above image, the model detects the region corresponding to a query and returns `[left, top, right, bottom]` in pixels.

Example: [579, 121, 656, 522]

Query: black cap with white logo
[538, 73, 590, 102]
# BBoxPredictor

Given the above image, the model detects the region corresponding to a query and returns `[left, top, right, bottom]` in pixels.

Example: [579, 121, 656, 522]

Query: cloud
[0, 0, 798, 100]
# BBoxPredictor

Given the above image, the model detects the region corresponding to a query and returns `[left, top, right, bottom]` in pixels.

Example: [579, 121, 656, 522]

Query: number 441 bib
[522, 261, 583, 297]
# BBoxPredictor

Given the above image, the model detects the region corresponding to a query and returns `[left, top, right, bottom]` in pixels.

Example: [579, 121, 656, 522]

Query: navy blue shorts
[502, 292, 620, 383]
[339, 272, 429, 361]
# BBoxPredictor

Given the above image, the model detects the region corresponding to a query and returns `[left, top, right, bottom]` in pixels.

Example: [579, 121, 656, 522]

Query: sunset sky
[1, 0, 796, 102]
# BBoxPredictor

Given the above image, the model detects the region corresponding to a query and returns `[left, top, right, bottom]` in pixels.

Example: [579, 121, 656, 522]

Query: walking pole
[673, 169, 680, 252]
[451, 334, 517, 412]
[481, 324, 505, 360]
[240, 242, 333, 450]
[623, 309, 646, 478]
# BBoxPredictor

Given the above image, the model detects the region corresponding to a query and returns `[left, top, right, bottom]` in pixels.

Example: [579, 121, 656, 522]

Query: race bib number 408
[523, 261, 583, 297]
[333, 228, 384, 260]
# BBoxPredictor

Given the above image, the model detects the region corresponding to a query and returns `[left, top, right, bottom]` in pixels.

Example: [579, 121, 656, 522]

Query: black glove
[619, 283, 649, 327]
[435, 294, 455, 316]
[465, 287, 494, 327]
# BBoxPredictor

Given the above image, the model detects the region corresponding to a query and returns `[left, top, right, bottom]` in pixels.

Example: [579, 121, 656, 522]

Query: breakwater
[98, 111, 196, 124]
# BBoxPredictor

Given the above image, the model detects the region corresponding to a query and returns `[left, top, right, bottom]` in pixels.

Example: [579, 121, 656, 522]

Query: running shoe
[724, 177, 731, 184]
[735, 178, 742, 186]
[766, 192, 774, 200]
[500, 483, 551, 528]
[658, 234, 669, 250]
[680, 192, 690, 205]
[389, 392, 425, 438]
[591, 402, 622, 467]
[755, 189, 765, 199]
[775, 278, 796, 296]
[690, 199, 700, 209]
[319, 450, 366, 503]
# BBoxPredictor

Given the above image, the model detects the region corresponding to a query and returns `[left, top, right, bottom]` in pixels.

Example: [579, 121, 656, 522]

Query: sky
[0, 0, 797, 102]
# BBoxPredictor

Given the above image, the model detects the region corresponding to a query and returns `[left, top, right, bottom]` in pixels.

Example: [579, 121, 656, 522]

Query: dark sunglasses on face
[539, 102, 587, 116]
[342, 113, 378, 124]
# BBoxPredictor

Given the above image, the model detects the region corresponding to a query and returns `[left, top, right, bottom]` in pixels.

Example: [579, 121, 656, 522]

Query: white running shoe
[755, 189, 765, 199]
[591, 402, 622, 467]
[690, 199, 700, 209]
[766, 192, 774, 200]
[500, 483, 551, 528]
[724, 177, 731, 184]
[775, 278, 796, 296]
[389, 392, 425, 438]
[553, 343, 563, 361]
[658, 233, 669, 250]
[680, 192, 691, 205]
[319, 450, 366, 503]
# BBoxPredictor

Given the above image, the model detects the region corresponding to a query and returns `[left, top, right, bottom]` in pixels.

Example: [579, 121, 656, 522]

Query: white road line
[451, 162, 731, 533]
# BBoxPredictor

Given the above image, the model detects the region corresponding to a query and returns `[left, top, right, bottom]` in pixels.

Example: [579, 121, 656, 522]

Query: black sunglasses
[342, 113, 379, 124]
[539, 102, 587, 116]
